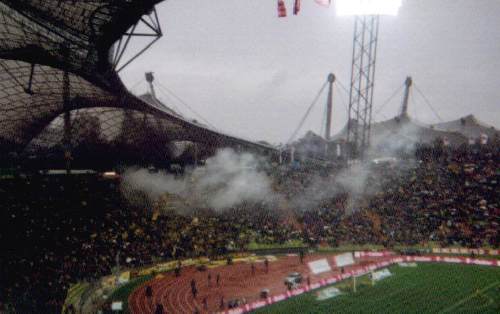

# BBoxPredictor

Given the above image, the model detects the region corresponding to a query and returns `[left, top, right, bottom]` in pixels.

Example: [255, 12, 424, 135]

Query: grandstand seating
[0, 143, 498, 312]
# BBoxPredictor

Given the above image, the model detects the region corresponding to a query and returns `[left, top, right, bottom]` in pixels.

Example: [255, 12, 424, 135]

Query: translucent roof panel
[0, 0, 274, 166]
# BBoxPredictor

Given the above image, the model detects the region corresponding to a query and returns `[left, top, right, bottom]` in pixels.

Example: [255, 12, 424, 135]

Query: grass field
[255, 263, 500, 314]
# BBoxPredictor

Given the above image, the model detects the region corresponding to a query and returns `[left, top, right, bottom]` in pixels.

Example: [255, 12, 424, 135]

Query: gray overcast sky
[119, 0, 500, 144]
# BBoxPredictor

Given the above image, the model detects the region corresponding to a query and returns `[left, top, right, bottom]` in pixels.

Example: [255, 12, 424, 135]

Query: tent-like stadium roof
[331, 114, 468, 147]
[0, 0, 274, 164]
[432, 115, 499, 139]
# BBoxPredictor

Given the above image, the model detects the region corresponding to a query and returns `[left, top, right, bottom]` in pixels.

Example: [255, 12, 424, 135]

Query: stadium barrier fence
[223, 254, 500, 314]
[353, 251, 394, 258]
[432, 248, 499, 256]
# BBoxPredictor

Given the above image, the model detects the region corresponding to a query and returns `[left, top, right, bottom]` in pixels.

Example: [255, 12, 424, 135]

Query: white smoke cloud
[285, 120, 426, 212]
[367, 118, 429, 158]
[122, 123, 423, 215]
[288, 161, 373, 213]
[120, 148, 276, 211]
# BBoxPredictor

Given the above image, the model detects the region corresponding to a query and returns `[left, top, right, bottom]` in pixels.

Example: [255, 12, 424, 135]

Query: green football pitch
[254, 263, 500, 314]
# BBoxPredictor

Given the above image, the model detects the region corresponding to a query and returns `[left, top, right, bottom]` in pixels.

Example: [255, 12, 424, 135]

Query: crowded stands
[0, 142, 498, 312]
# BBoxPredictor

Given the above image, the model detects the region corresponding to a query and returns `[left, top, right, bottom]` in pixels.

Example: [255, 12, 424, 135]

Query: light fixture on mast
[338, 0, 403, 159]
[336, 0, 402, 16]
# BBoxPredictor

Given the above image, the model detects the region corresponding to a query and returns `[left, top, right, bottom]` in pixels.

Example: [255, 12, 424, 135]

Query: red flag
[278, 0, 287, 17]
[315, 0, 331, 7]
[293, 0, 301, 15]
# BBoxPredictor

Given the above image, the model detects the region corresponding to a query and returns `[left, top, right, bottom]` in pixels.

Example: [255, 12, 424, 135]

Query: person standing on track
[202, 296, 208, 310]
[251, 263, 255, 276]
[216, 273, 221, 287]
[219, 296, 225, 310]
[191, 279, 198, 298]
[264, 258, 269, 273]
[174, 260, 182, 277]
[145, 285, 153, 298]
[207, 272, 212, 287]
[175, 260, 181, 277]
[299, 250, 305, 264]
[154, 303, 164, 314]
[174, 266, 180, 277]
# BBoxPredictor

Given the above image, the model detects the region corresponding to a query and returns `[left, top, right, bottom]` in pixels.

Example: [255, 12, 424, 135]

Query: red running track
[128, 254, 379, 314]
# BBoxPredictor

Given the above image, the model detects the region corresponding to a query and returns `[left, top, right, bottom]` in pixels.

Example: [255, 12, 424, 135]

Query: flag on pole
[315, 0, 331, 7]
[278, 0, 287, 17]
[293, 0, 301, 15]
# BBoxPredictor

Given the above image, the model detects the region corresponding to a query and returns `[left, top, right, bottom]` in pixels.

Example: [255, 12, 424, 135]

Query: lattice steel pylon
[347, 15, 380, 159]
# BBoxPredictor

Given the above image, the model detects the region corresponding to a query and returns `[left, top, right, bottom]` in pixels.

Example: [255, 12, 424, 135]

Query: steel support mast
[347, 15, 380, 159]
[400, 76, 413, 117]
[325, 73, 336, 140]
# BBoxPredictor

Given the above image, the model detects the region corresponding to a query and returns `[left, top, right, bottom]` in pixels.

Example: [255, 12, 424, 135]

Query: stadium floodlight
[341, 0, 404, 159]
[336, 0, 403, 16]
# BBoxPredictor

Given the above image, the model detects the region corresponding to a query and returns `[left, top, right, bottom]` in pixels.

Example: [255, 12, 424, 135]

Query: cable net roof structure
[331, 115, 468, 148]
[0, 0, 273, 167]
[433, 115, 499, 140]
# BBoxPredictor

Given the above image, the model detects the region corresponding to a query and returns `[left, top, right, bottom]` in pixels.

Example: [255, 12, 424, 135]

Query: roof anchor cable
[0, 61, 35, 95]
[24, 63, 36, 95]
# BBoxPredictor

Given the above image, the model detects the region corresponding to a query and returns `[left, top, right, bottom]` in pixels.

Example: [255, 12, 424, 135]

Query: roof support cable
[152, 83, 185, 116]
[333, 81, 349, 111]
[287, 80, 329, 144]
[0, 61, 35, 95]
[373, 83, 405, 118]
[156, 82, 218, 130]
[335, 78, 351, 98]
[414, 83, 444, 122]
[24, 63, 36, 95]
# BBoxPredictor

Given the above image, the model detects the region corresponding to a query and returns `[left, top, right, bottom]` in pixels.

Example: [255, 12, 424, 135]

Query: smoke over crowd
[3, 141, 498, 313]
[120, 147, 392, 214]
[121, 148, 276, 210]
[288, 162, 375, 213]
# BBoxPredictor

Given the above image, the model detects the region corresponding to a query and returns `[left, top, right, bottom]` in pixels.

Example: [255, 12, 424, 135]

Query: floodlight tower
[336, 0, 403, 159]
[346, 15, 379, 159]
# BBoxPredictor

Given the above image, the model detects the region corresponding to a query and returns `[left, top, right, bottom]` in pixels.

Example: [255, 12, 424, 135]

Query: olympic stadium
[0, 1, 499, 313]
